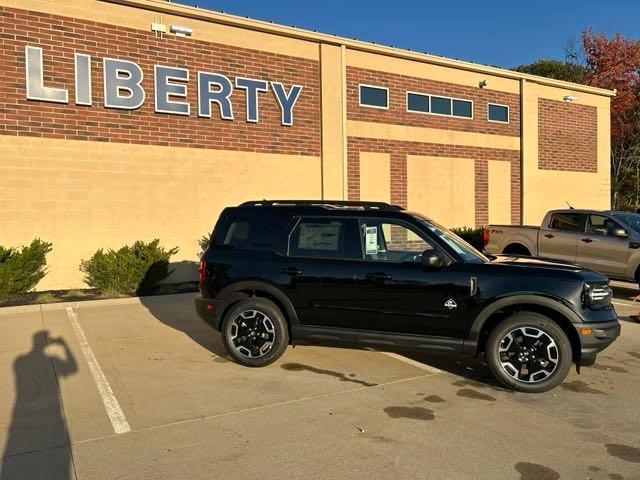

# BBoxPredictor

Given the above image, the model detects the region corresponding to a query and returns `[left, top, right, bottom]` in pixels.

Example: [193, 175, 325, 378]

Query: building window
[359, 84, 388, 109]
[408, 93, 473, 119]
[452, 99, 473, 118]
[407, 92, 430, 113]
[488, 103, 509, 123]
[431, 96, 451, 115]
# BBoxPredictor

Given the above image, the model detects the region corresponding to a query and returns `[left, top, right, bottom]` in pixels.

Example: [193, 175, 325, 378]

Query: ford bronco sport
[195, 200, 621, 393]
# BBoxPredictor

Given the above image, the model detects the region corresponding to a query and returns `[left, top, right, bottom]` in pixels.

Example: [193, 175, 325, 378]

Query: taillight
[482, 228, 490, 247]
[198, 259, 206, 285]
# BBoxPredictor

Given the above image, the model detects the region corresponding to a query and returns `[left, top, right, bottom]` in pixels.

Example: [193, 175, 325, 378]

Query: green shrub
[0, 239, 53, 301]
[450, 227, 485, 251]
[80, 240, 179, 296]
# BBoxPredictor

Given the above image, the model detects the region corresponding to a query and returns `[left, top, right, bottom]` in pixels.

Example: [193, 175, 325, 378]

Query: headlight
[583, 282, 613, 309]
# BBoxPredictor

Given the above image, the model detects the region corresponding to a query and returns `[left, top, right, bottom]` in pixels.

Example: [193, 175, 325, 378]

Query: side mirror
[421, 250, 447, 269]
[612, 227, 628, 238]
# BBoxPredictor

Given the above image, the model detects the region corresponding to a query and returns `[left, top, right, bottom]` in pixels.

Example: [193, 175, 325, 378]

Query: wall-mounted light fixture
[479, 80, 488, 89]
[563, 95, 578, 103]
[170, 25, 193, 37]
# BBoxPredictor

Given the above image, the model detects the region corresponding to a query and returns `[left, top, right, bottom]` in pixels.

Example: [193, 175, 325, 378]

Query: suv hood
[491, 255, 607, 282]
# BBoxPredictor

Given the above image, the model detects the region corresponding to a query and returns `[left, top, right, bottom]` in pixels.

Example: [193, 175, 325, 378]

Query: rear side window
[549, 213, 582, 232]
[213, 212, 291, 251]
[287, 217, 360, 259]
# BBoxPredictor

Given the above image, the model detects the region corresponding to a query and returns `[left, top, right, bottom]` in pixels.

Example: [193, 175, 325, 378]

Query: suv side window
[585, 214, 625, 237]
[359, 219, 433, 262]
[549, 212, 583, 232]
[213, 213, 291, 251]
[287, 217, 360, 259]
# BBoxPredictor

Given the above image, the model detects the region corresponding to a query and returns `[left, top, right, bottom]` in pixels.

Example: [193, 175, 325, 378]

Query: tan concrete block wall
[0, 136, 321, 290]
[407, 155, 475, 228]
[359, 152, 390, 203]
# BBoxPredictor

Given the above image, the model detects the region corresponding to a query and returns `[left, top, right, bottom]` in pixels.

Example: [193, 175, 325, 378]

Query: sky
[175, 0, 639, 68]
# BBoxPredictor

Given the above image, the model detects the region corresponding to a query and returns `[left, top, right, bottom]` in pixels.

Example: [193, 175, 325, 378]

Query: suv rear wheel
[221, 298, 289, 367]
[485, 312, 572, 393]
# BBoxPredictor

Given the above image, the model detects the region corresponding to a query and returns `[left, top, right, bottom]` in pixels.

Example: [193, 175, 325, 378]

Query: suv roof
[238, 200, 405, 212]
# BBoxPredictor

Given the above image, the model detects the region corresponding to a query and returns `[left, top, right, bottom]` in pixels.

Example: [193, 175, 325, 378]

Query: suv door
[268, 216, 362, 331]
[538, 212, 583, 263]
[576, 214, 629, 277]
[350, 218, 471, 339]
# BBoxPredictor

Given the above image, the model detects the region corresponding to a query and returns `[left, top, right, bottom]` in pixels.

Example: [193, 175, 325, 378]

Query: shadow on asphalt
[1, 331, 77, 480]
[139, 293, 230, 359]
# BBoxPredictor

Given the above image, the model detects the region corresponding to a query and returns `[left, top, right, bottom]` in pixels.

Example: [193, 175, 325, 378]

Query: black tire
[221, 298, 289, 367]
[485, 312, 573, 393]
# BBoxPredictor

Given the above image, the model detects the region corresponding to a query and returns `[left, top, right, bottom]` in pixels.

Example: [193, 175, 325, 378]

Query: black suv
[195, 200, 620, 392]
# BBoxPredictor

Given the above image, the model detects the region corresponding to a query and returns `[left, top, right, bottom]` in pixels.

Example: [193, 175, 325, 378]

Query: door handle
[279, 267, 303, 276]
[544, 233, 555, 239]
[581, 238, 594, 243]
[366, 272, 392, 281]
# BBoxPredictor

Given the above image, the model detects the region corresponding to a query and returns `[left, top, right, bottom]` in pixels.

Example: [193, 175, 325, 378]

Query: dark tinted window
[431, 96, 451, 115]
[452, 99, 473, 118]
[549, 213, 582, 232]
[488, 103, 509, 123]
[407, 92, 429, 113]
[213, 212, 290, 251]
[288, 218, 359, 259]
[359, 85, 388, 108]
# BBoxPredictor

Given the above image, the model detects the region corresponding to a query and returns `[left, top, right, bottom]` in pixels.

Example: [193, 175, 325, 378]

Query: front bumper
[575, 318, 621, 366]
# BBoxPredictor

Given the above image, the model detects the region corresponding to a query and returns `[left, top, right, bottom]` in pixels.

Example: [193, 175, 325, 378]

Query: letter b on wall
[103, 58, 145, 109]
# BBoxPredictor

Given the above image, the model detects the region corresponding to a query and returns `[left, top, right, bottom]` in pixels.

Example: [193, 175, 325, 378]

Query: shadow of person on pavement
[1, 331, 77, 480]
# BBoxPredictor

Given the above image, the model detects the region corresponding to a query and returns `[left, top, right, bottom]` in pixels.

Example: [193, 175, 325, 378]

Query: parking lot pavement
[1, 293, 639, 480]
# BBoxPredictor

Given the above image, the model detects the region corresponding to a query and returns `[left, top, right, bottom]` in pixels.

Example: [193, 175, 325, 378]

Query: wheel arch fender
[465, 295, 582, 358]
[215, 280, 299, 330]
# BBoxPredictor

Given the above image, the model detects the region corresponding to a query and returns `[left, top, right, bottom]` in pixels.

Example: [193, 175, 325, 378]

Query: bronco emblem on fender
[444, 298, 457, 310]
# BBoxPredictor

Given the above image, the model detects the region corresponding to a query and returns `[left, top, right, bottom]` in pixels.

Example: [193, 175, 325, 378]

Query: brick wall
[538, 98, 597, 172]
[0, 6, 321, 156]
[347, 137, 521, 226]
[347, 67, 520, 137]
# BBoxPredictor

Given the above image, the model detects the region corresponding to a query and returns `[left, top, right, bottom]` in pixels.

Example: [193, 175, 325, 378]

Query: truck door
[576, 214, 629, 277]
[538, 212, 583, 264]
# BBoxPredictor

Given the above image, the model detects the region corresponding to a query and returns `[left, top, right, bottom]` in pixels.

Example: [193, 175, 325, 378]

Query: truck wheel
[221, 298, 289, 367]
[502, 244, 531, 256]
[485, 312, 572, 393]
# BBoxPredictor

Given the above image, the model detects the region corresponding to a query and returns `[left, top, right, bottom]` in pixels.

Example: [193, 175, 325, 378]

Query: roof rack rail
[238, 200, 405, 211]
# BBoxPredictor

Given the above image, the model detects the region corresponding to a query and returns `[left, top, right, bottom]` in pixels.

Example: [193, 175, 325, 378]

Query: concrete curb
[0, 291, 197, 315]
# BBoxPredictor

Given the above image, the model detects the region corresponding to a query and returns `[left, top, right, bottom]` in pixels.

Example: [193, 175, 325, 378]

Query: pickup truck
[484, 209, 640, 284]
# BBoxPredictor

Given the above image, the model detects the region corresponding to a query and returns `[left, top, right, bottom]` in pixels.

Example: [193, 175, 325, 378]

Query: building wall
[0, 0, 613, 290]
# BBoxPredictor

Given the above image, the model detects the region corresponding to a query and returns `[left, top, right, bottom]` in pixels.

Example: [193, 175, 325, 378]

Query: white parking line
[66, 307, 131, 434]
[381, 351, 444, 374]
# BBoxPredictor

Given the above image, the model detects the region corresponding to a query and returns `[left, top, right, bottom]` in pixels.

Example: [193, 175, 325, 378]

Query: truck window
[549, 213, 582, 232]
[585, 215, 624, 237]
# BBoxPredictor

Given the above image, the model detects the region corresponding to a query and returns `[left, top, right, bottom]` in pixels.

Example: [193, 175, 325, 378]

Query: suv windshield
[612, 212, 640, 234]
[416, 216, 488, 263]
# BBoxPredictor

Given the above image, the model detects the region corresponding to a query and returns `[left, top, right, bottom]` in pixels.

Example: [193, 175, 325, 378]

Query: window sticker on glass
[365, 226, 378, 255]
[297, 222, 341, 251]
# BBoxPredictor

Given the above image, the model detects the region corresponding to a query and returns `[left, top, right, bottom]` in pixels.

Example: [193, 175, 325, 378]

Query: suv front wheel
[485, 312, 573, 393]
[221, 298, 289, 367]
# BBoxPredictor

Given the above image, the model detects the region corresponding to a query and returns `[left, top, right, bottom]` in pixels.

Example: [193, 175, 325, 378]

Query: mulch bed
[0, 282, 199, 308]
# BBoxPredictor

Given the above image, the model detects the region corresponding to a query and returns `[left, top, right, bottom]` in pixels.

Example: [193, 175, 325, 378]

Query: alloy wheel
[498, 327, 559, 383]
[229, 310, 276, 358]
